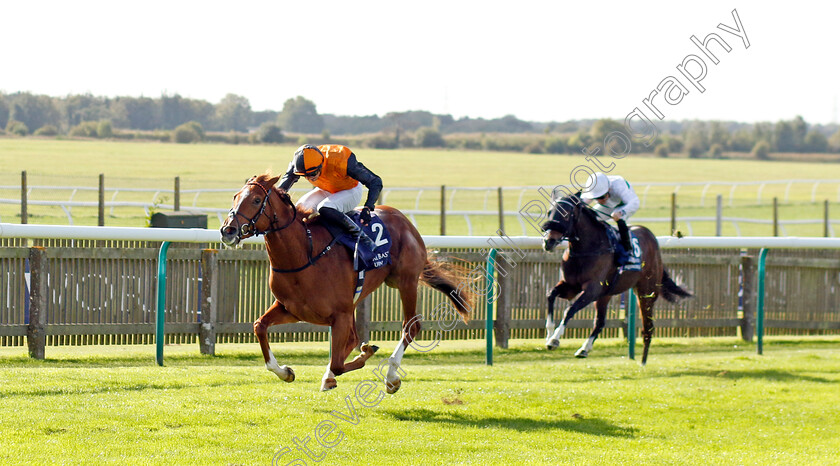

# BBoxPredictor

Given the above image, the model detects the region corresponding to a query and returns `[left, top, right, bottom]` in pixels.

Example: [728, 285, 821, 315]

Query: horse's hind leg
[254, 300, 298, 382]
[638, 293, 657, 366]
[575, 296, 610, 358]
[381, 277, 420, 394]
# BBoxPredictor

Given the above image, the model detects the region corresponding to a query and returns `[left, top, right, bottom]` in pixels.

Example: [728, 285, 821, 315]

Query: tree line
[1, 91, 839, 157]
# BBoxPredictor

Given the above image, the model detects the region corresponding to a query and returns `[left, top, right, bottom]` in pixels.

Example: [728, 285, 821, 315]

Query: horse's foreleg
[254, 300, 298, 382]
[319, 307, 383, 392]
[320, 310, 356, 391]
[546, 281, 603, 350]
[575, 296, 611, 358]
[545, 281, 580, 349]
[329, 312, 379, 376]
[545, 286, 560, 340]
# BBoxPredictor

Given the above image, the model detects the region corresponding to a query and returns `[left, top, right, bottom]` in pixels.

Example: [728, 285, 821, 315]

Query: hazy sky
[4, 1, 838, 124]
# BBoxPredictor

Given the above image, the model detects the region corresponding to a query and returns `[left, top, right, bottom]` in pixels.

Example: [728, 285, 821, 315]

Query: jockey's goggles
[302, 167, 321, 178]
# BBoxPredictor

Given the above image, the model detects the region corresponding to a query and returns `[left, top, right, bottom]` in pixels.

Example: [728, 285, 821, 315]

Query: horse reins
[229, 181, 338, 273]
[228, 181, 296, 237]
[269, 225, 339, 273]
[552, 197, 614, 258]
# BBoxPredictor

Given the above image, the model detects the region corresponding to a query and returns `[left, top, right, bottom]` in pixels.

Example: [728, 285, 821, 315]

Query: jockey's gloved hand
[359, 206, 372, 225]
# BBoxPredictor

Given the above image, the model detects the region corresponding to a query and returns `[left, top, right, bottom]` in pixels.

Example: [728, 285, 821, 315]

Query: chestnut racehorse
[541, 192, 691, 365]
[220, 173, 473, 392]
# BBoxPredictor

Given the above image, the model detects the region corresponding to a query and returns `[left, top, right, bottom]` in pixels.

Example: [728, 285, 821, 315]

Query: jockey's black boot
[617, 218, 632, 252]
[319, 207, 377, 251]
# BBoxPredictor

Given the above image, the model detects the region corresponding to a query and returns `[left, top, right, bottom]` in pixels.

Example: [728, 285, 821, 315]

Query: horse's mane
[254, 172, 276, 185]
[253, 171, 316, 217]
[578, 202, 601, 222]
[577, 201, 612, 237]
[552, 194, 609, 234]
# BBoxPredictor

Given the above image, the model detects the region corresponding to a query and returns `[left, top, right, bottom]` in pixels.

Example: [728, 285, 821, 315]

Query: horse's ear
[268, 175, 281, 187]
[574, 191, 582, 198]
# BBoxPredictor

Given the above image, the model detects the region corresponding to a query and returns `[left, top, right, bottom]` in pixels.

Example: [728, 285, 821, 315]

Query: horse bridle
[547, 198, 615, 257]
[549, 198, 581, 241]
[228, 181, 340, 274]
[228, 181, 296, 239]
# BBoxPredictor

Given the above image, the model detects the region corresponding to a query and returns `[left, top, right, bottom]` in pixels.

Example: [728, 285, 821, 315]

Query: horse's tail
[661, 268, 692, 303]
[420, 256, 476, 322]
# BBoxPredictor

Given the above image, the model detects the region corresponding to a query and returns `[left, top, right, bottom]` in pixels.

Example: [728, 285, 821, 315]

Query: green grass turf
[1, 139, 839, 236]
[4, 139, 840, 186]
[1, 337, 839, 465]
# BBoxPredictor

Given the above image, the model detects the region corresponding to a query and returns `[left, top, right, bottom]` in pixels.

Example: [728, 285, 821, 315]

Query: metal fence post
[156, 241, 172, 366]
[485, 248, 497, 365]
[756, 248, 769, 355]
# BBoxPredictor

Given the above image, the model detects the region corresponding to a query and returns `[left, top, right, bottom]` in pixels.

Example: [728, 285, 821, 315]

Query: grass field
[1, 138, 840, 236]
[1, 338, 839, 465]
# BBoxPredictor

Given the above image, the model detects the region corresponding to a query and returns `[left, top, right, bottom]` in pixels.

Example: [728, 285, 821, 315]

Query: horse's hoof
[321, 378, 337, 391]
[267, 363, 295, 383]
[385, 378, 401, 394]
[574, 349, 588, 358]
[546, 339, 559, 350]
[283, 367, 295, 383]
[361, 343, 379, 355]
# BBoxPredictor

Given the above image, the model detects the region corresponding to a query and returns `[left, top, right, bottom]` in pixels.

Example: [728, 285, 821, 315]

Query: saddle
[316, 211, 392, 303]
[319, 211, 392, 272]
[604, 224, 642, 271]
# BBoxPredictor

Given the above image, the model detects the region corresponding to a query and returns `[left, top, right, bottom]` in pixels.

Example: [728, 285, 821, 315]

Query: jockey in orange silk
[278, 144, 382, 250]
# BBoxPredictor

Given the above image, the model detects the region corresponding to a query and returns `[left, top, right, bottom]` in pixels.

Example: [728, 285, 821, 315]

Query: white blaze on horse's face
[543, 230, 564, 252]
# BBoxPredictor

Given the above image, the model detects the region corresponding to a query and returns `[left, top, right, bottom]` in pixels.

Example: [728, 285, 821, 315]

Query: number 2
[371, 223, 389, 247]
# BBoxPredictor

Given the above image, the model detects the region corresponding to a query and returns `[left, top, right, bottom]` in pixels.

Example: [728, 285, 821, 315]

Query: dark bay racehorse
[220, 173, 474, 392]
[541, 192, 691, 365]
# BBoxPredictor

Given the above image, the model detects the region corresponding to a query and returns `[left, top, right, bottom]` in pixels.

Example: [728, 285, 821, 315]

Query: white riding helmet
[581, 172, 610, 200]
